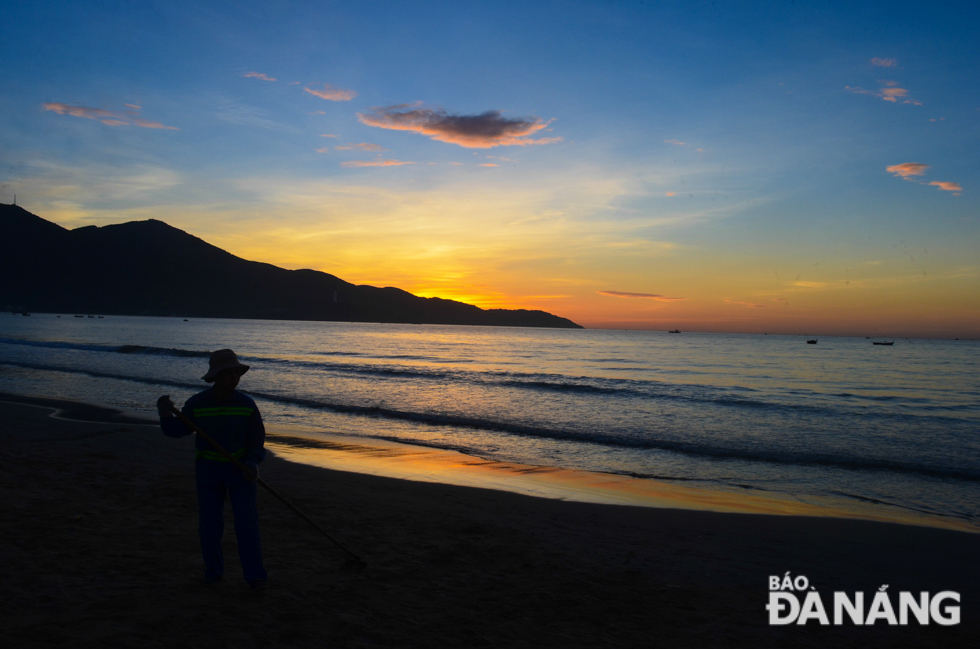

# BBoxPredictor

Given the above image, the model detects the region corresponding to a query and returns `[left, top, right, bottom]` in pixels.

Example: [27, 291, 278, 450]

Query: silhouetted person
[157, 349, 268, 589]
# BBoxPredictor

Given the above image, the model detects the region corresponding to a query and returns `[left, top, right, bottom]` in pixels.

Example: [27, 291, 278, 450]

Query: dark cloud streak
[357, 103, 561, 148]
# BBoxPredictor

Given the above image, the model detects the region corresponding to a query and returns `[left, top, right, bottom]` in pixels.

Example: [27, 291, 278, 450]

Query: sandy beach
[2, 396, 977, 648]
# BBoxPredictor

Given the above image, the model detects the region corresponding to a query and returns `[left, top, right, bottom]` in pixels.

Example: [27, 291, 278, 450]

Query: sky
[1, 0, 978, 337]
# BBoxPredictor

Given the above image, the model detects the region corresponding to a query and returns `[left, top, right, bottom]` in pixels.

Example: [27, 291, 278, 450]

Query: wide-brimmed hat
[202, 348, 250, 382]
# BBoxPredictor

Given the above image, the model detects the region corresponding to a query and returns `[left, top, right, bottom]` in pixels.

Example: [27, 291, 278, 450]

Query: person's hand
[242, 463, 259, 483]
[157, 395, 175, 418]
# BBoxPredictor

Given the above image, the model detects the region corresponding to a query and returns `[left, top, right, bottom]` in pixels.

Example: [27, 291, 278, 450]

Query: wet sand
[1, 397, 977, 648]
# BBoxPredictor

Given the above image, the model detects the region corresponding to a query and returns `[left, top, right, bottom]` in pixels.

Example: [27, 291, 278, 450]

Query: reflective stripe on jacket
[161, 388, 266, 465]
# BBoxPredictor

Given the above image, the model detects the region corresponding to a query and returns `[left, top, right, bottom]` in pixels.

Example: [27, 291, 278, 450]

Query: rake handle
[169, 405, 364, 563]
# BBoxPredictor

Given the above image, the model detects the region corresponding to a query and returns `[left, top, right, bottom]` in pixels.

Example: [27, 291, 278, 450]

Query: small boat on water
[873, 341, 894, 346]
[668, 329, 681, 334]
[806, 339, 817, 344]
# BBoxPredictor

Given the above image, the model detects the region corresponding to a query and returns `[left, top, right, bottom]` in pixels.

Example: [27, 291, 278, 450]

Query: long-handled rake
[169, 405, 367, 574]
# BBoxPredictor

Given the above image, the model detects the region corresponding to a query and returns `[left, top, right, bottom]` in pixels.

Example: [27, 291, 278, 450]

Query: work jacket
[161, 388, 266, 466]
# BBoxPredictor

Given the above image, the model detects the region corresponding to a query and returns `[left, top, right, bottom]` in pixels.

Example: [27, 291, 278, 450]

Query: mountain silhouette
[0, 204, 582, 328]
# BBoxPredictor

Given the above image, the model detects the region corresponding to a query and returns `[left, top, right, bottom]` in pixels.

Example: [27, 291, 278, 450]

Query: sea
[1, 314, 977, 529]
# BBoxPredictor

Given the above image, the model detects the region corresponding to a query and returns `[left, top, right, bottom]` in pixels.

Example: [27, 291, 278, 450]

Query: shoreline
[265, 425, 979, 534]
[2, 395, 978, 646]
[2, 391, 975, 534]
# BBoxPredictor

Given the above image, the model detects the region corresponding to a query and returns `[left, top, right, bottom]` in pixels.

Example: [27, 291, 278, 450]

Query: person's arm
[158, 395, 192, 438]
[243, 406, 266, 465]
[238, 405, 265, 483]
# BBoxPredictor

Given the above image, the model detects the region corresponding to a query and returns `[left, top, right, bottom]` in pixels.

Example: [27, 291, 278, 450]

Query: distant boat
[21, 312, 30, 316]
[97, 315, 104, 319]
[87, 315, 94, 318]
[74, 315, 84, 318]
[873, 341, 894, 346]
[806, 339, 817, 344]
[668, 329, 681, 334]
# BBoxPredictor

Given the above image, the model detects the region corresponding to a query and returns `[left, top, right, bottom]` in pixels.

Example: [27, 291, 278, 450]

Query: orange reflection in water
[266, 427, 978, 534]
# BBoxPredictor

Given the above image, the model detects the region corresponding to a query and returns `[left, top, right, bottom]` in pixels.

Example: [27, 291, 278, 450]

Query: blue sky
[1, 1, 977, 336]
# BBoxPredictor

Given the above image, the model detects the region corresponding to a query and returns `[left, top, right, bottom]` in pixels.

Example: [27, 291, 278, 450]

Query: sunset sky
[1, 1, 977, 337]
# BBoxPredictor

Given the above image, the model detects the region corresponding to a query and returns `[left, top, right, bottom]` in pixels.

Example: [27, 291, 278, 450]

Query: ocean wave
[2, 336, 975, 421]
[0, 359, 202, 391]
[0, 337, 210, 358]
[2, 358, 978, 482]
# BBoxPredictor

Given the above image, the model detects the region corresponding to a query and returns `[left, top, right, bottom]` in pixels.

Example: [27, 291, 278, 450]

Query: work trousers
[195, 460, 267, 583]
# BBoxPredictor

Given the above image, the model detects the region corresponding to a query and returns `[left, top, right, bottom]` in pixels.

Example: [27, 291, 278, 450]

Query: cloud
[879, 81, 909, 102]
[304, 83, 357, 101]
[335, 142, 387, 152]
[315, 147, 331, 153]
[243, 72, 276, 82]
[124, 103, 141, 109]
[887, 162, 929, 178]
[871, 58, 897, 68]
[486, 155, 513, 161]
[479, 163, 498, 167]
[320, 133, 338, 138]
[846, 80, 921, 105]
[42, 102, 178, 130]
[771, 298, 788, 302]
[357, 103, 561, 148]
[341, 159, 415, 168]
[886, 164, 962, 193]
[598, 291, 685, 301]
[723, 299, 767, 308]
[664, 139, 686, 146]
[665, 192, 676, 196]
[309, 110, 326, 115]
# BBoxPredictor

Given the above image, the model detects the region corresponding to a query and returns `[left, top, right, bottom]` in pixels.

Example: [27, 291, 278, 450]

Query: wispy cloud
[871, 57, 897, 68]
[886, 163, 962, 194]
[887, 162, 929, 178]
[357, 103, 561, 148]
[598, 291, 685, 301]
[320, 133, 337, 138]
[724, 299, 767, 308]
[771, 298, 788, 302]
[479, 163, 498, 167]
[304, 83, 357, 101]
[665, 192, 676, 196]
[243, 72, 276, 82]
[664, 139, 686, 146]
[42, 102, 178, 130]
[846, 80, 921, 105]
[341, 159, 415, 168]
[335, 142, 387, 152]
[929, 181, 962, 192]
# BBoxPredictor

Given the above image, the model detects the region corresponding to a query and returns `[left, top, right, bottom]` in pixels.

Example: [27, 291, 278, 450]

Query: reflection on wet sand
[266, 429, 979, 534]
